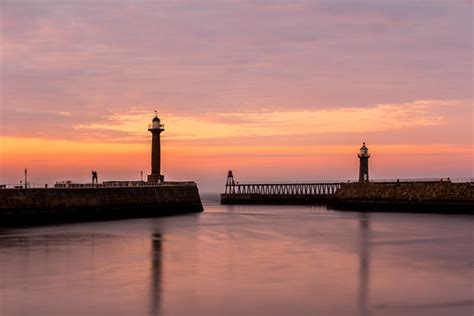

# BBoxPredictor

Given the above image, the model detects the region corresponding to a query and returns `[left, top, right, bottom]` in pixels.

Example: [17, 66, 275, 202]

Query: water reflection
[150, 233, 162, 316]
[358, 213, 371, 316]
[0, 205, 472, 316]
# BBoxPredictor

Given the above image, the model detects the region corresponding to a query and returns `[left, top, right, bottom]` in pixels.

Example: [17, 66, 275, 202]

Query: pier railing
[0, 181, 196, 189]
[224, 182, 343, 195]
[369, 178, 472, 183]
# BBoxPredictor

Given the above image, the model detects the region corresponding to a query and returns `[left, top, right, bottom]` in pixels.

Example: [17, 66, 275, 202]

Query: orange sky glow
[0, 1, 472, 191]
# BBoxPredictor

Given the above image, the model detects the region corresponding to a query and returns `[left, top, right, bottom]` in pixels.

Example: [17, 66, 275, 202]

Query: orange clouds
[1, 1, 472, 191]
[1, 132, 471, 189]
[1, 98, 472, 191]
[73, 99, 465, 143]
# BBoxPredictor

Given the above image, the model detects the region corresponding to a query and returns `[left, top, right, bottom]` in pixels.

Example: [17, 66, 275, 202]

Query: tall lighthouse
[358, 142, 370, 183]
[148, 112, 165, 183]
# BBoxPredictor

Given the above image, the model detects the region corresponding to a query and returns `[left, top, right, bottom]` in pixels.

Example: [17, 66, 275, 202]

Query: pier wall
[330, 182, 473, 213]
[0, 183, 203, 225]
[220, 181, 473, 214]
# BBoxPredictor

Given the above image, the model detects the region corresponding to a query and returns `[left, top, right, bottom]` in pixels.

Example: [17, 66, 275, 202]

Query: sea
[0, 194, 472, 316]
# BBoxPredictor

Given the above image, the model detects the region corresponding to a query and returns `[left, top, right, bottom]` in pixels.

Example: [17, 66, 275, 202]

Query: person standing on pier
[92, 170, 98, 186]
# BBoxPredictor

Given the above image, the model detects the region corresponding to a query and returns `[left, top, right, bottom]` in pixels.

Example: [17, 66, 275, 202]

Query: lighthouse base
[147, 174, 164, 183]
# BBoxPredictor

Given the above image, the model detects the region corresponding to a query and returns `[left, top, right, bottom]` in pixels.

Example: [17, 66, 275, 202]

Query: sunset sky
[0, 0, 472, 191]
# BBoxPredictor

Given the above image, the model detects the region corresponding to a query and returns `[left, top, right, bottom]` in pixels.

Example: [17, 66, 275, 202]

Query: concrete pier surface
[0, 182, 203, 226]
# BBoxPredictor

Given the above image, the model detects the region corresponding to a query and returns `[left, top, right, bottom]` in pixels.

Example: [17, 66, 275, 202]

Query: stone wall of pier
[334, 181, 473, 201]
[330, 181, 473, 213]
[0, 183, 203, 225]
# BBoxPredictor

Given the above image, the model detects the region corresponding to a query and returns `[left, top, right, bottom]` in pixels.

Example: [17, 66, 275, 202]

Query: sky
[0, 0, 472, 192]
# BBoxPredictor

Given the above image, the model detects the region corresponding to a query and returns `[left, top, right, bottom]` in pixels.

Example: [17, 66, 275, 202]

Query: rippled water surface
[0, 196, 472, 316]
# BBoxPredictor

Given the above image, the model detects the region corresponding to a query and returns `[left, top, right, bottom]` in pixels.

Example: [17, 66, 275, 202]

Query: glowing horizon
[0, 1, 472, 191]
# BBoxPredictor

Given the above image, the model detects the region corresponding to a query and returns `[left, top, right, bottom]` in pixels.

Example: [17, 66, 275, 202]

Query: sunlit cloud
[0, 0, 471, 189]
[74, 99, 458, 141]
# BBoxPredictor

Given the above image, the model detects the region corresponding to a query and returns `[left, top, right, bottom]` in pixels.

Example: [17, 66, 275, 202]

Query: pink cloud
[1, 0, 472, 190]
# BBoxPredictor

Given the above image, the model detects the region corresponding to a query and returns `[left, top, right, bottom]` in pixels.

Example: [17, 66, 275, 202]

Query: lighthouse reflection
[150, 233, 163, 316]
[358, 213, 371, 316]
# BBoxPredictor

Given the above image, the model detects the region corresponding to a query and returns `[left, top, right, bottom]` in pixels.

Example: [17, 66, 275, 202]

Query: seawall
[0, 183, 203, 226]
[220, 181, 473, 214]
[329, 181, 473, 214]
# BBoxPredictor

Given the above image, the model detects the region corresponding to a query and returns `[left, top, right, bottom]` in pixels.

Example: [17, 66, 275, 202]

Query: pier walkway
[221, 180, 343, 205]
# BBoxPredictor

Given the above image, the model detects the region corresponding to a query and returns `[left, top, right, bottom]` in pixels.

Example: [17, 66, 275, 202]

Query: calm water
[0, 196, 472, 316]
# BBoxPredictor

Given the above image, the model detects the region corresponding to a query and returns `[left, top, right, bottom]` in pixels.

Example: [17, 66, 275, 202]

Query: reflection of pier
[358, 213, 371, 316]
[150, 233, 162, 316]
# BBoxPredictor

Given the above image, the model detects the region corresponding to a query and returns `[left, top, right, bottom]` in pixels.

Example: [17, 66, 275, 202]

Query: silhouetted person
[91, 170, 98, 186]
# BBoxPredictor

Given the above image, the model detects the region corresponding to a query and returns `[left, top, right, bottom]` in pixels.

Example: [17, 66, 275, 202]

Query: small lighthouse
[358, 142, 370, 183]
[148, 112, 165, 183]
[225, 170, 235, 194]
